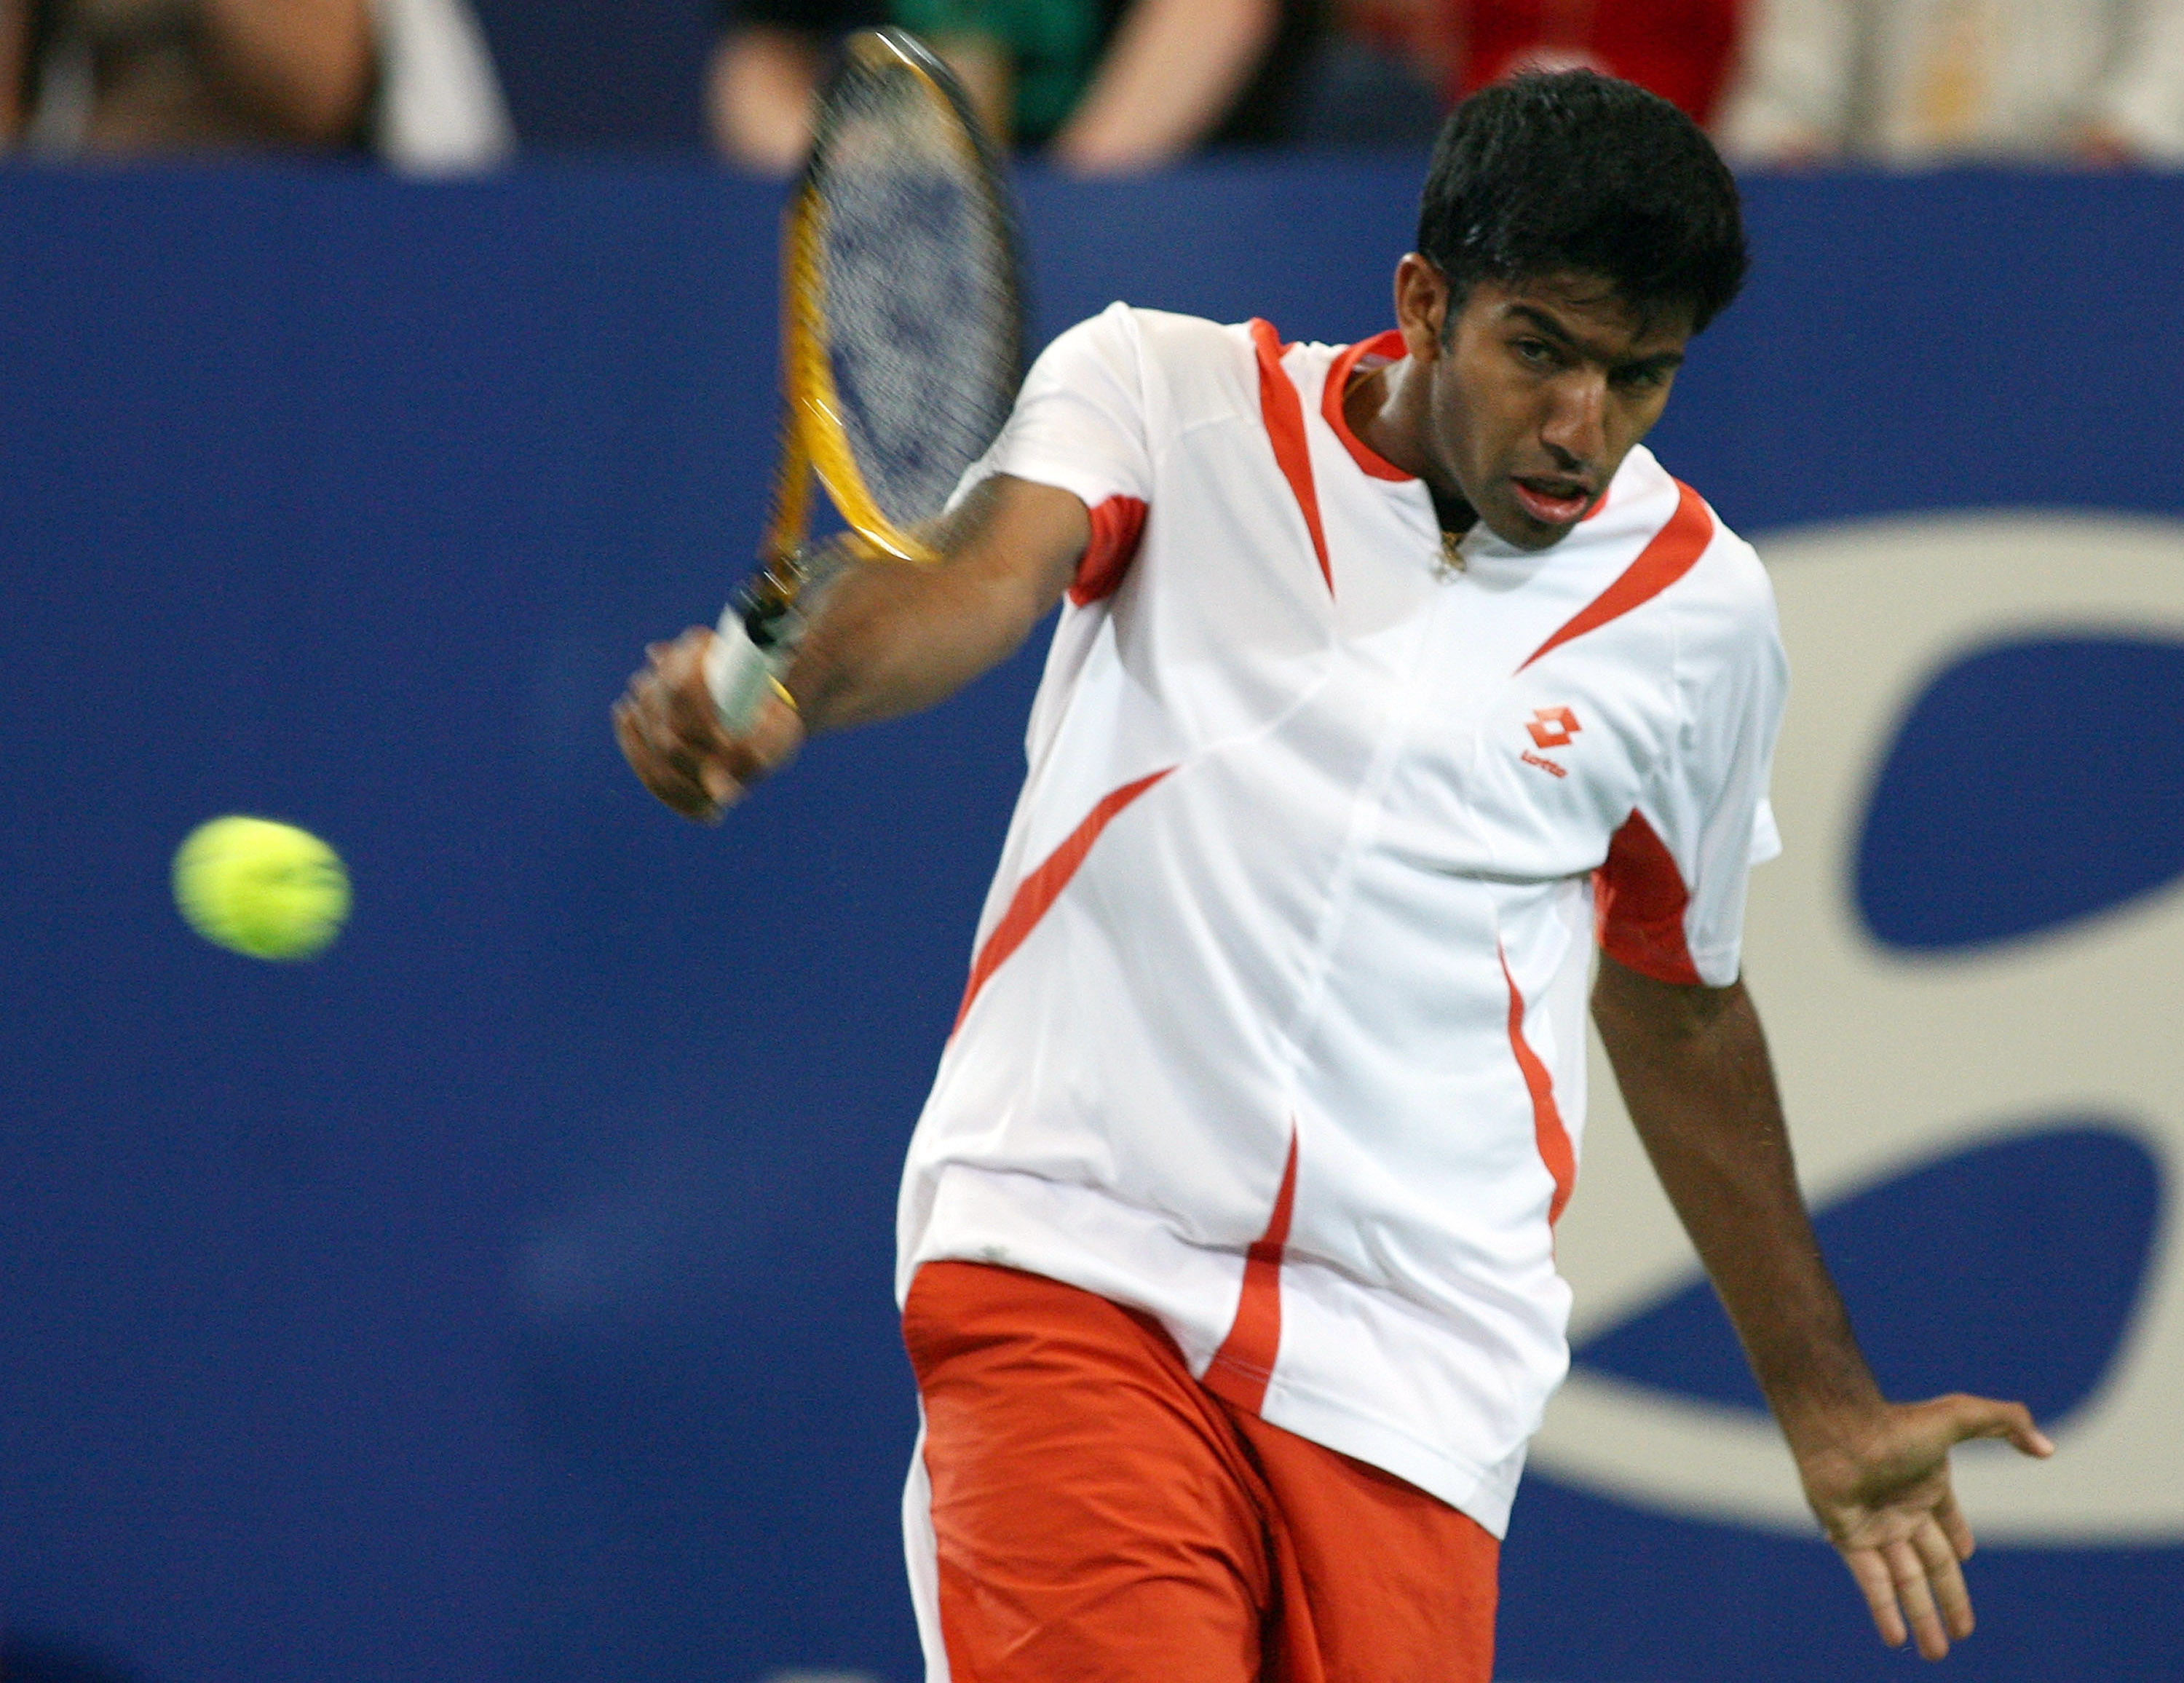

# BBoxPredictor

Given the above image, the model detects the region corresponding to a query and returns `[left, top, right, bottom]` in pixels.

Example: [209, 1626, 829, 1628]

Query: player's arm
[1591, 954, 2053, 1663]
[613, 472, 1089, 823]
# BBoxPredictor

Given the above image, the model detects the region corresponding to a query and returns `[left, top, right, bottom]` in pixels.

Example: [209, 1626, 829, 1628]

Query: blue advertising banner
[1, 160, 2179, 1683]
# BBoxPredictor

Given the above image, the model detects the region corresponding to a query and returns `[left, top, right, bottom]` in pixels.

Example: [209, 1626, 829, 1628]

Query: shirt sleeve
[969, 300, 1155, 605]
[1595, 536, 1789, 988]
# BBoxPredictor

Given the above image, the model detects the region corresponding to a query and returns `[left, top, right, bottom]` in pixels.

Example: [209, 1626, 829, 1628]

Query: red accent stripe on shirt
[1594, 807, 1704, 986]
[1249, 318, 1334, 595]
[1500, 948, 1576, 1227]
[951, 768, 1174, 1034]
[1322, 330, 1414, 482]
[1516, 480, 1713, 672]
[1202, 1130, 1299, 1415]
[1069, 494, 1149, 606]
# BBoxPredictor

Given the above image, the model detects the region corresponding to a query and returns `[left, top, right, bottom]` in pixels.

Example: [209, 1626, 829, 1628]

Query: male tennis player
[617, 71, 2051, 1681]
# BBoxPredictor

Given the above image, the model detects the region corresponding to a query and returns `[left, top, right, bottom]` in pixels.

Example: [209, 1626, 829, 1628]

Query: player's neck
[1344, 356, 1477, 537]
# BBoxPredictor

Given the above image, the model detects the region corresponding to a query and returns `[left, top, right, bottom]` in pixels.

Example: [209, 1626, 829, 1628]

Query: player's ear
[1393, 254, 1451, 362]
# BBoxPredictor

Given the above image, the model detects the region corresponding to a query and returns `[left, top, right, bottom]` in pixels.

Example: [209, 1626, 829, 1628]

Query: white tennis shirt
[896, 304, 1787, 1537]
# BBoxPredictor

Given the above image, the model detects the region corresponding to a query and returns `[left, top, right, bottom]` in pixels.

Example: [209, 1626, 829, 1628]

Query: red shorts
[902, 1260, 1500, 1683]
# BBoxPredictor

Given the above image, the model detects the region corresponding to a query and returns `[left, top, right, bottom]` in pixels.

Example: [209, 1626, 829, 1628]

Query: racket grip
[704, 604, 790, 737]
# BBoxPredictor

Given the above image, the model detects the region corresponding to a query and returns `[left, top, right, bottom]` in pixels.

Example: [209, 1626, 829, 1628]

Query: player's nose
[1540, 373, 1607, 469]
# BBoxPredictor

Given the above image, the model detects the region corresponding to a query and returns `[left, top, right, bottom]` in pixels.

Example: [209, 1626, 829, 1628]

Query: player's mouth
[1510, 476, 1595, 525]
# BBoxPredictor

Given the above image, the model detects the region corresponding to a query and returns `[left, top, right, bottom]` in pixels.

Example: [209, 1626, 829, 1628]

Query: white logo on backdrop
[1535, 512, 2184, 1545]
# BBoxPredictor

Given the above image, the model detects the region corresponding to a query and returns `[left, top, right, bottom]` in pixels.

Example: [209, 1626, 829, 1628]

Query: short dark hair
[1416, 71, 1749, 333]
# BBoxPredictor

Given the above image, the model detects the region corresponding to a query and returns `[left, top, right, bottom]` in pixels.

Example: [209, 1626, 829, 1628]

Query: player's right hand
[613, 626, 804, 823]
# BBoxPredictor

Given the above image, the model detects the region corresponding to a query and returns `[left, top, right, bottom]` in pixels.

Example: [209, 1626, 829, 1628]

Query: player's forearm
[780, 475, 1087, 733]
[1592, 956, 1884, 1443]
[783, 551, 1049, 731]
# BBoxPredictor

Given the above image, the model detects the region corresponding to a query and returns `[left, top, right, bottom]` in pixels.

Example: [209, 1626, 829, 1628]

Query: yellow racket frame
[761, 30, 1003, 579]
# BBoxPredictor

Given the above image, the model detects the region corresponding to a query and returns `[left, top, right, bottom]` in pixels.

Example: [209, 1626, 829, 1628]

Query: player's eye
[1613, 364, 1666, 392]
[1513, 338, 1558, 368]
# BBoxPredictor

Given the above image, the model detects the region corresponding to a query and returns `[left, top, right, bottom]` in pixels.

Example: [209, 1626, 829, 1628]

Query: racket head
[773, 28, 1025, 568]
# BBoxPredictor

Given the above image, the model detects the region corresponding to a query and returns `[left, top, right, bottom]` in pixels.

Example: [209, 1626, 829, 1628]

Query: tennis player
[617, 71, 2051, 1681]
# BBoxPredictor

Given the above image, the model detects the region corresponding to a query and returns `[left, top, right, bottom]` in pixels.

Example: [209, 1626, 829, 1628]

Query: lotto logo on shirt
[1527, 707, 1581, 749]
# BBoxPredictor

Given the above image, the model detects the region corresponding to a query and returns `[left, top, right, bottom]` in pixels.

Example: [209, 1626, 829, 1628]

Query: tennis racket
[703, 28, 1026, 734]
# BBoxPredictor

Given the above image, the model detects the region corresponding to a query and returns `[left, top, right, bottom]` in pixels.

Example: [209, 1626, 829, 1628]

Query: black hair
[1417, 71, 1749, 333]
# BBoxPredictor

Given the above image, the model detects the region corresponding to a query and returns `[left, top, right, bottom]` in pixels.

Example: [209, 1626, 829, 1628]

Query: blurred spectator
[709, 0, 883, 173]
[1452, 0, 1743, 119]
[1717, 0, 2184, 166]
[0, 0, 514, 170]
[1298, 0, 1746, 146]
[708, 0, 1318, 175]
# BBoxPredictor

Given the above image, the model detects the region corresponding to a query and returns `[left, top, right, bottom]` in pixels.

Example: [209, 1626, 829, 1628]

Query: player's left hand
[1791, 1395, 2052, 1661]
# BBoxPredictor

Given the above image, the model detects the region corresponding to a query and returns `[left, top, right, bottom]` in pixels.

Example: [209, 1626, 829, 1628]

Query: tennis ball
[173, 815, 350, 961]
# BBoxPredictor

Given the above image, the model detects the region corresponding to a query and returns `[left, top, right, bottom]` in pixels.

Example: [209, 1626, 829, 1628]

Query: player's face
[1396, 261, 1693, 552]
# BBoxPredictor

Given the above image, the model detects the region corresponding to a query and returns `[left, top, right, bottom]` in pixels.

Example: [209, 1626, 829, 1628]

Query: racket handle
[704, 603, 790, 737]
[704, 543, 852, 734]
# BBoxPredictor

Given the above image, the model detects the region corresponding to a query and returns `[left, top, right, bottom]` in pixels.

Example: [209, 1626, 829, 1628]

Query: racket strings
[812, 60, 1021, 534]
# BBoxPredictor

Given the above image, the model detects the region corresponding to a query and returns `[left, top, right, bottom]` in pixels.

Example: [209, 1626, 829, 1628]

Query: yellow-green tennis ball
[173, 816, 350, 961]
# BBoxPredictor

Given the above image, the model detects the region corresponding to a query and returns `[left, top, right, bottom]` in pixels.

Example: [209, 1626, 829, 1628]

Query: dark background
[461, 0, 710, 151]
[2, 160, 2180, 1681]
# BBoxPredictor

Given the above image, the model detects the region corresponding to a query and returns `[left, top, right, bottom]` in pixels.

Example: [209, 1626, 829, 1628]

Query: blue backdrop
[2, 160, 2180, 1682]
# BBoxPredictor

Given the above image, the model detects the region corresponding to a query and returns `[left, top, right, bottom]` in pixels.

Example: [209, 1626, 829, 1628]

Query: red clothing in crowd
[1465, 0, 1744, 122]
[1348, 0, 1746, 124]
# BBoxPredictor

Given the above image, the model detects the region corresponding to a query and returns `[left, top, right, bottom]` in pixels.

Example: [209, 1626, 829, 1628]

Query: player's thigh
[1233, 1406, 1499, 1683]
[903, 1261, 1270, 1683]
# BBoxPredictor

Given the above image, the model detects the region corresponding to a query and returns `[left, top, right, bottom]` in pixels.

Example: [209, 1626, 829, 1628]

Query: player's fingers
[657, 629, 727, 734]
[627, 659, 730, 791]
[649, 629, 756, 804]
[1912, 1517, 1975, 1641]
[736, 687, 806, 780]
[673, 706, 743, 809]
[1934, 1491, 1977, 1561]
[613, 694, 721, 823]
[1843, 1546, 1908, 1651]
[627, 626, 802, 809]
[681, 670, 802, 796]
[1884, 1537, 1949, 1660]
[612, 690, 678, 789]
[1937, 1394, 2054, 1458]
[615, 668, 691, 777]
[612, 700, 709, 820]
